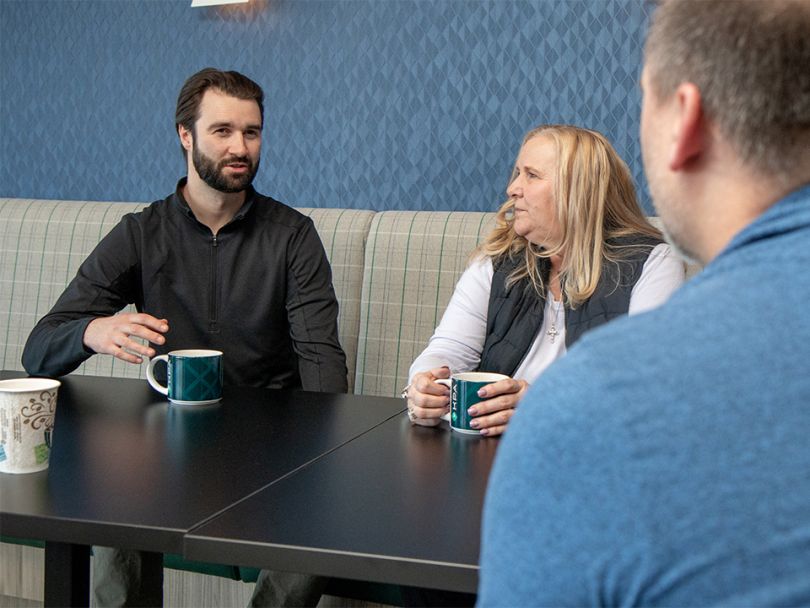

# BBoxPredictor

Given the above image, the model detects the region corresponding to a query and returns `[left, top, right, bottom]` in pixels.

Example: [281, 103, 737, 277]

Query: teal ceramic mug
[146, 349, 223, 405]
[436, 372, 510, 435]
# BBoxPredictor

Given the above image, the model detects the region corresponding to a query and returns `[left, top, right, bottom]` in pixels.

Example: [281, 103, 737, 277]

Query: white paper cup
[0, 378, 61, 474]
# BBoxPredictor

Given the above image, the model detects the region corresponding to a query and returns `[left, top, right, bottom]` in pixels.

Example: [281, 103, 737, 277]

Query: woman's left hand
[468, 377, 529, 437]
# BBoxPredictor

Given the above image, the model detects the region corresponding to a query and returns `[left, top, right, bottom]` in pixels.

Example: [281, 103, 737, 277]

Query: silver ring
[407, 405, 417, 423]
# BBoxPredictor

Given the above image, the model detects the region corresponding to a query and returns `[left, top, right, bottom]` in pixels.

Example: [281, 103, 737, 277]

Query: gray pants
[92, 547, 163, 607]
[92, 546, 327, 607]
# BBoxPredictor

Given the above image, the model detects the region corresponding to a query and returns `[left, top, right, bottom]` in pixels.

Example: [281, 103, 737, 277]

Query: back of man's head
[645, 0, 810, 184]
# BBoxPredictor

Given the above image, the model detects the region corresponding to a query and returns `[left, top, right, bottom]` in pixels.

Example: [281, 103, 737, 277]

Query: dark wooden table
[185, 413, 500, 594]
[0, 370, 403, 607]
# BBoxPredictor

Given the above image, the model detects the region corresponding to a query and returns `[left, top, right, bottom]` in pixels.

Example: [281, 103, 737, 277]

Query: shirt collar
[171, 177, 257, 225]
[716, 181, 810, 260]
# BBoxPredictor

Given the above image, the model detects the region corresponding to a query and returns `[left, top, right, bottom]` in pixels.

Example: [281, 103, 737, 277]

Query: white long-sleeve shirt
[409, 243, 686, 384]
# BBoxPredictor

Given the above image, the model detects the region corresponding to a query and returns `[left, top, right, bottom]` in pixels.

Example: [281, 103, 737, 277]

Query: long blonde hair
[477, 125, 660, 307]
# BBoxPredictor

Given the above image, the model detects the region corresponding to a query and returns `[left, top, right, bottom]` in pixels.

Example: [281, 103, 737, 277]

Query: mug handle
[146, 355, 169, 396]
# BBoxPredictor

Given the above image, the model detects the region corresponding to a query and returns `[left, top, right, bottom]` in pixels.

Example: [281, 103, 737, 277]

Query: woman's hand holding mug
[405, 366, 452, 427]
[466, 376, 529, 436]
[406, 367, 528, 436]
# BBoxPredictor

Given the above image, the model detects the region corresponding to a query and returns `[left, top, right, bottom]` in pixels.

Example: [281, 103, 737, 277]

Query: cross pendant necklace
[546, 295, 563, 344]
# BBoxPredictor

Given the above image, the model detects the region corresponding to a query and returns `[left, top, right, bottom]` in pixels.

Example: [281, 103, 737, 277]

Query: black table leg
[44, 541, 90, 608]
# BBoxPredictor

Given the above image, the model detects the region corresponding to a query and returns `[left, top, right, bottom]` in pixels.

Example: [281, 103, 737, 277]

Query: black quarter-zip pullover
[22, 180, 348, 393]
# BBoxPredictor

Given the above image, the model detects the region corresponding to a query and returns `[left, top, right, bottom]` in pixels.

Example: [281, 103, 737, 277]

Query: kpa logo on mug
[450, 382, 459, 425]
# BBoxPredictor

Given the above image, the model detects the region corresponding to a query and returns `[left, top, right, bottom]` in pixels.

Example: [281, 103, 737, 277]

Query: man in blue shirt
[478, 1, 810, 605]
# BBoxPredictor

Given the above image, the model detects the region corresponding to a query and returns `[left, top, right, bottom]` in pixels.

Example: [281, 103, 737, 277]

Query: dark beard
[192, 146, 259, 193]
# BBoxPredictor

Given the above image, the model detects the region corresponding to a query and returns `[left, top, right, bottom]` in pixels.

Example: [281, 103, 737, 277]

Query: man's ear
[669, 82, 704, 171]
[178, 124, 193, 153]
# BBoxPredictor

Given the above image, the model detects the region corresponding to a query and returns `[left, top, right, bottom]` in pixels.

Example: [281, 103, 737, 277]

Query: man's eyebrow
[206, 121, 234, 131]
[206, 121, 262, 131]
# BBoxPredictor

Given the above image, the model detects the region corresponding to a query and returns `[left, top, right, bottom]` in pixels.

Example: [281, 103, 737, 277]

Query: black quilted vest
[477, 236, 662, 376]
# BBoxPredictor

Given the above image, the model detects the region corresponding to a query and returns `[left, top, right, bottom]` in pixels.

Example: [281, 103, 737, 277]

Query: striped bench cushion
[354, 210, 497, 397]
[1, 198, 148, 378]
[297, 208, 375, 393]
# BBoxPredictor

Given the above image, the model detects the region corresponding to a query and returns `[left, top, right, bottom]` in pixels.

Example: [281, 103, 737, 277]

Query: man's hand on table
[83, 313, 169, 364]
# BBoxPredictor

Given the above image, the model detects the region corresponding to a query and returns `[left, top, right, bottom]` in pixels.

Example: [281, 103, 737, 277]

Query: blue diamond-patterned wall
[0, 0, 654, 212]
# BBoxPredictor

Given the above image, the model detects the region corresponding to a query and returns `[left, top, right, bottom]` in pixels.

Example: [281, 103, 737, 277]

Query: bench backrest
[1, 199, 148, 378]
[353, 210, 496, 397]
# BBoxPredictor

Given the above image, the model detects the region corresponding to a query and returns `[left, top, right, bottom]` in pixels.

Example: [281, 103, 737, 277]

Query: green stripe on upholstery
[476, 213, 491, 239]
[32, 202, 61, 332]
[330, 207, 348, 260]
[96, 202, 120, 242]
[63, 202, 91, 285]
[432, 212, 454, 329]
[391, 213, 419, 396]
[356, 213, 382, 395]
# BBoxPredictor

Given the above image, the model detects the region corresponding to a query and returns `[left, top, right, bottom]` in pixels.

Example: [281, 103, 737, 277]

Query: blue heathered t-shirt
[478, 184, 810, 607]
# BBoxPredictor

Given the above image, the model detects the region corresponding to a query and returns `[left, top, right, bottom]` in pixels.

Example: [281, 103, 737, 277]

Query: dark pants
[92, 546, 327, 607]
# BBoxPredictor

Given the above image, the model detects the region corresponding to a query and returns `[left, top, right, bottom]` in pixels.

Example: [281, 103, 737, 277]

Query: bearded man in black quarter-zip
[22, 68, 348, 608]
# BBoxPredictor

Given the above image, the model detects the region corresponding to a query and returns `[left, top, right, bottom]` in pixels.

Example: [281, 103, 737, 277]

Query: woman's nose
[507, 179, 522, 198]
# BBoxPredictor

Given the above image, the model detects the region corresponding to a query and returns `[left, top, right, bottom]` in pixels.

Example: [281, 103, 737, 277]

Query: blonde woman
[405, 125, 685, 437]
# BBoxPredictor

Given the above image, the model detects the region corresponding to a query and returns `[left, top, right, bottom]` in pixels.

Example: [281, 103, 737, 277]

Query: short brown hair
[174, 68, 264, 155]
[645, 0, 810, 180]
